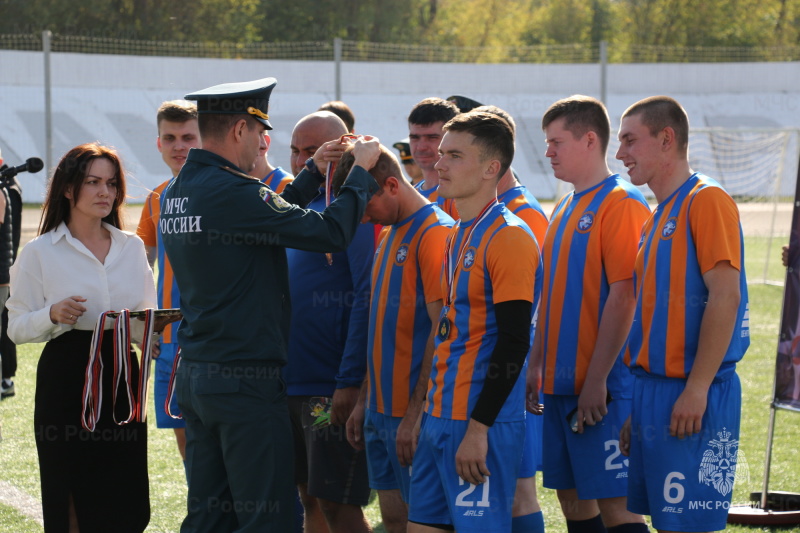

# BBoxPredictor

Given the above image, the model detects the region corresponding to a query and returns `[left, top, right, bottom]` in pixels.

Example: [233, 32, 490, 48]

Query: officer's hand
[352, 137, 381, 172]
[783, 245, 790, 268]
[312, 139, 348, 171]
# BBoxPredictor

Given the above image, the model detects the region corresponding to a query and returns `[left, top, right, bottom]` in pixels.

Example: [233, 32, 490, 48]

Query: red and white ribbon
[81, 311, 113, 432]
[443, 199, 498, 308]
[81, 309, 156, 432]
[111, 309, 134, 425]
[164, 346, 183, 420]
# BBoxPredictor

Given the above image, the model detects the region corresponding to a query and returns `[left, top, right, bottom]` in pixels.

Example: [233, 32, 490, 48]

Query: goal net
[608, 128, 800, 285]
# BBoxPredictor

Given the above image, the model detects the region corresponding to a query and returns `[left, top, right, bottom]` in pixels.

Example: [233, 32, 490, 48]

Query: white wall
[1, 50, 799, 203]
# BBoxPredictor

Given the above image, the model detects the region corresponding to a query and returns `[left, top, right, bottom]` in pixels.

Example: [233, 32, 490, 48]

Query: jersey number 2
[604, 439, 629, 470]
[455, 477, 491, 507]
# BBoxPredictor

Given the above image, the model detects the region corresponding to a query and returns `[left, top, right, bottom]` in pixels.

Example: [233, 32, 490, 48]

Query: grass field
[0, 236, 798, 532]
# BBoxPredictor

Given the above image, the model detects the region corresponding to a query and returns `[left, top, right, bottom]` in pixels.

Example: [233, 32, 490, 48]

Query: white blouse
[8, 221, 157, 344]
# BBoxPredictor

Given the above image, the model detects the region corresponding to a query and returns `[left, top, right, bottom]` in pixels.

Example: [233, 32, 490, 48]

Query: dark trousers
[177, 360, 295, 533]
[1, 296, 14, 379]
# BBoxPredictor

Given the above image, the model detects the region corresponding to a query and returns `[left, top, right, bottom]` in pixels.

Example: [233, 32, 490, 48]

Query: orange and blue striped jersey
[367, 204, 454, 416]
[136, 179, 180, 343]
[540, 175, 650, 397]
[498, 185, 548, 251]
[415, 181, 459, 219]
[626, 173, 749, 379]
[261, 166, 293, 193]
[426, 203, 542, 422]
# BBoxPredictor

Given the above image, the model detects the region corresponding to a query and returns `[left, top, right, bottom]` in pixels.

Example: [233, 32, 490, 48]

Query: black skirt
[35, 329, 149, 533]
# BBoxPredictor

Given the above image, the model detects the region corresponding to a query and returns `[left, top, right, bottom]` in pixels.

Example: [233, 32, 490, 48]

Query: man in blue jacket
[285, 110, 375, 533]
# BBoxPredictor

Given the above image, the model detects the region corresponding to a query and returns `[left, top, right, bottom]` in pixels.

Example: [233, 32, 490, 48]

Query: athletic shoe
[0, 379, 14, 399]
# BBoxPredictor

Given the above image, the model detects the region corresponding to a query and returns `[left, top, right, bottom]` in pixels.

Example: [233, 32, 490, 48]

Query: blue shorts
[542, 393, 631, 499]
[627, 372, 742, 532]
[153, 342, 185, 429]
[518, 412, 543, 478]
[364, 408, 411, 501]
[408, 414, 524, 533]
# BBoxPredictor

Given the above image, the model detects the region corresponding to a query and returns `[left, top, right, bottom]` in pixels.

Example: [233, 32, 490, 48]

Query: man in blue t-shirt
[285, 111, 375, 533]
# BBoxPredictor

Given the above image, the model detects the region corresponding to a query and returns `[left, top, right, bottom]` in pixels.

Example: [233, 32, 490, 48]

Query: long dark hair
[39, 143, 127, 235]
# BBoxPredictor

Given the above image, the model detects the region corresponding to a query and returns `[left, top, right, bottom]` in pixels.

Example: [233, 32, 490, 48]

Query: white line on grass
[0, 480, 43, 525]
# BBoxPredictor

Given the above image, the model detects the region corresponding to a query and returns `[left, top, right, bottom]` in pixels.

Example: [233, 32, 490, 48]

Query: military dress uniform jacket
[160, 148, 378, 366]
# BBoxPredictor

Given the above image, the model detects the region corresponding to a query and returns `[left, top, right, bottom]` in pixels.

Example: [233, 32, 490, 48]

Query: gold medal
[438, 316, 451, 341]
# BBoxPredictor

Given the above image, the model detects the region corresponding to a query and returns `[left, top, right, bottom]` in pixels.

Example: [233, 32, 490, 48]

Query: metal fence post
[334, 38, 342, 101]
[43, 30, 52, 176]
[600, 40, 608, 105]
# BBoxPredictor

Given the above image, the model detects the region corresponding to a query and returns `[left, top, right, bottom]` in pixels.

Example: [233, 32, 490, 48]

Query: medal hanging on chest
[439, 199, 497, 341]
[437, 312, 451, 341]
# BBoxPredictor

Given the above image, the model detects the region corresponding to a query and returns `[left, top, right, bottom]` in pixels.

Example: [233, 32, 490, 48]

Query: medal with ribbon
[439, 199, 498, 341]
[164, 346, 183, 420]
[81, 309, 157, 432]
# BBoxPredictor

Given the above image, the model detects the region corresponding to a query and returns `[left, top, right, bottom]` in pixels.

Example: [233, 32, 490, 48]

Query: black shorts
[288, 395, 371, 505]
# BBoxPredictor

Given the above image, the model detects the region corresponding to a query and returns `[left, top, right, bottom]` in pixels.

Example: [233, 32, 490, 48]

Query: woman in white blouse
[7, 143, 157, 533]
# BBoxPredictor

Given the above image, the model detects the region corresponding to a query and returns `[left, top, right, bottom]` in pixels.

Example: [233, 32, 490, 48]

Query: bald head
[290, 111, 349, 175]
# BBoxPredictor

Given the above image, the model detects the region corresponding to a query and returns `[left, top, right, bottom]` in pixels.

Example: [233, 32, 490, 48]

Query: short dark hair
[408, 97, 459, 127]
[318, 100, 355, 133]
[542, 95, 611, 153]
[443, 111, 515, 179]
[331, 144, 403, 197]
[621, 96, 690, 155]
[39, 142, 127, 235]
[198, 113, 258, 141]
[156, 100, 198, 130]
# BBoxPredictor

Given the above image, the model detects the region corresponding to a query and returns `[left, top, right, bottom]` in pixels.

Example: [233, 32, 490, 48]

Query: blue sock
[512, 511, 545, 533]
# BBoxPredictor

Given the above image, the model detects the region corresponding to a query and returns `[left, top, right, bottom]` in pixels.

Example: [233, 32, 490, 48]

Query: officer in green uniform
[160, 77, 380, 533]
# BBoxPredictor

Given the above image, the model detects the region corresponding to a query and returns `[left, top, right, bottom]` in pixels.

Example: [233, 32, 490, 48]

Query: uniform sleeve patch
[259, 186, 291, 212]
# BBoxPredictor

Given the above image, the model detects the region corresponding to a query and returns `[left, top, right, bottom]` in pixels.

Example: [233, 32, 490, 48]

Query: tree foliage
[1, 0, 799, 48]
[1, 0, 263, 41]
[259, 0, 431, 43]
